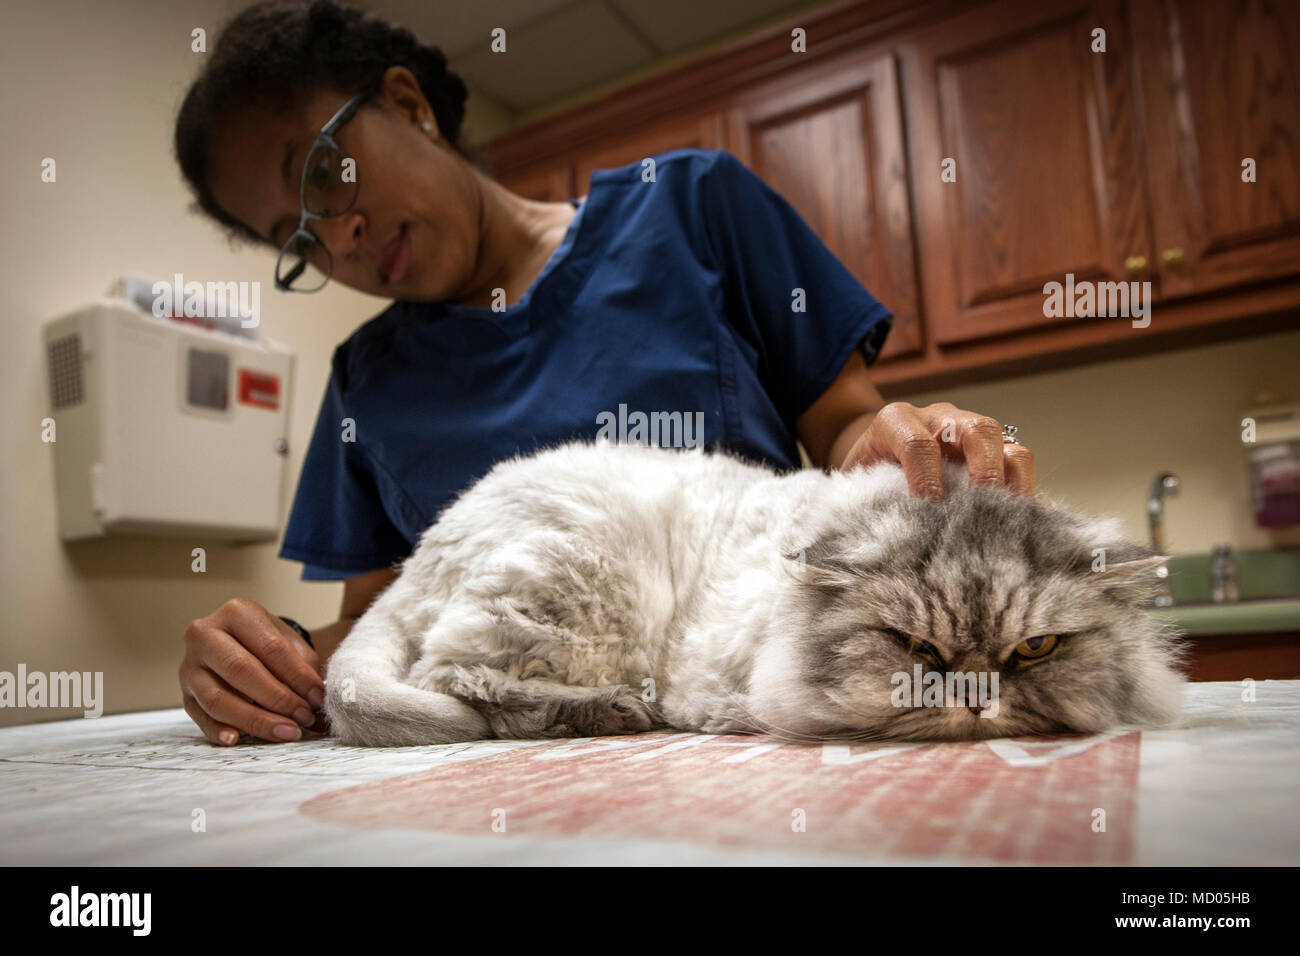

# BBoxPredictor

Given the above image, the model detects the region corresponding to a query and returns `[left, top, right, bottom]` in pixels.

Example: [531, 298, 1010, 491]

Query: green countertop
[1154, 598, 1300, 636]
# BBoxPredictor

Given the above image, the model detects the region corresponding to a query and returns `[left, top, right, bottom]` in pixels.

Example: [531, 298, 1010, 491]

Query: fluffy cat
[325, 440, 1185, 747]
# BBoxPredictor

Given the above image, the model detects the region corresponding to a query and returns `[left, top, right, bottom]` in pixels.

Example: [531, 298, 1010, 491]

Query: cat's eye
[879, 627, 944, 665]
[1012, 634, 1059, 662]
[914, 639, 944, 663]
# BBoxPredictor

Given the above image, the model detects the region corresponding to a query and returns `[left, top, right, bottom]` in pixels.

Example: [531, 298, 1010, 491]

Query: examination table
[1, 681, 1296, 865]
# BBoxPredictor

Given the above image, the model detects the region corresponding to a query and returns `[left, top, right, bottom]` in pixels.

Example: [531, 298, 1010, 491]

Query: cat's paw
[567, 688, 658, 736]
[607, 696, 656, 733]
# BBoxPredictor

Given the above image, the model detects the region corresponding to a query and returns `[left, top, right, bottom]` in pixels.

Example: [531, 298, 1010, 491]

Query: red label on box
[237, 369, 280, 409]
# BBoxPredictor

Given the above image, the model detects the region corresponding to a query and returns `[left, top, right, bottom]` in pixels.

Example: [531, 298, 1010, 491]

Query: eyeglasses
[274, 94, 366, 293]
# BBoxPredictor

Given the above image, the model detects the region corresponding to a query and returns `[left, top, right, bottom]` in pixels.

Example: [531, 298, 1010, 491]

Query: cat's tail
[323, 590, 492, 747]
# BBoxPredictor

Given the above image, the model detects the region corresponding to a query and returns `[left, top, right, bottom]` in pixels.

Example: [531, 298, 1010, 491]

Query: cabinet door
[1133, 0, 1300, 297]
[573, 113, 725, 197]
[494, 163, 574, 202]
[726, 52, 922, 360]
[901, 0, 1153, 345]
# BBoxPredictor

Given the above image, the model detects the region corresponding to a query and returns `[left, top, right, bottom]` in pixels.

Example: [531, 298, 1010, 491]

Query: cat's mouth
[877, 700, 1081, 743]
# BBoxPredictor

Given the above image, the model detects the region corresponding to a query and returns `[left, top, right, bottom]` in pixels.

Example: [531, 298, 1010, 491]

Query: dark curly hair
[175, 0, 475, 246]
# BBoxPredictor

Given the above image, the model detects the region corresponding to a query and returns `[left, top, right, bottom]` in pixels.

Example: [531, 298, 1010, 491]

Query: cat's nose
[954, 689, 989, 716]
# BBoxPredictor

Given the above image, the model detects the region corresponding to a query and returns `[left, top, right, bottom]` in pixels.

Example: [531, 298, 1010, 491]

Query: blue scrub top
[279, 148, 893, 579]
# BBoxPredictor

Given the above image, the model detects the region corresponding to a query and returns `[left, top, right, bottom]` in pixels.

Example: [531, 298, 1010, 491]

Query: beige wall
[898, 330, 1300, 555]
[1, 1, 1297, 727]
[0, 0, 510, 726]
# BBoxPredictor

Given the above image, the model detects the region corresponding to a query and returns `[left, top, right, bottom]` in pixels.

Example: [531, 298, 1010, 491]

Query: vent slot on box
[48, 334, 85, 409]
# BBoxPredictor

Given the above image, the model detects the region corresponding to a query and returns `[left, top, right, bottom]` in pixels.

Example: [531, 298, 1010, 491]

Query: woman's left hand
[840, 401, 1034, 500]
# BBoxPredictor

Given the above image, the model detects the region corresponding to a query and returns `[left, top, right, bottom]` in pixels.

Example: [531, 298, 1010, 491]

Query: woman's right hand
[180, 598, 328, 745]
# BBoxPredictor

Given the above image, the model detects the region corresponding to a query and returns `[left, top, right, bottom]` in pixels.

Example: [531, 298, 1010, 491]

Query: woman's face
[206, 69, 481, 301]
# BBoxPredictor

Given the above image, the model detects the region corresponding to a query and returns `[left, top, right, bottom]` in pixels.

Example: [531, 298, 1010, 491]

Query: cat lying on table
[324, 441, 1185, 746]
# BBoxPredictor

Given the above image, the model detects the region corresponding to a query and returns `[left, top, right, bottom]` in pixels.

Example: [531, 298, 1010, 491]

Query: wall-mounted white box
[43, 300, 295, 543]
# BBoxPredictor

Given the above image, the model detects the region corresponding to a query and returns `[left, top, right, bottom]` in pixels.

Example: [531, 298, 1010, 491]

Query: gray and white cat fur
[325, 440, 1185, 746]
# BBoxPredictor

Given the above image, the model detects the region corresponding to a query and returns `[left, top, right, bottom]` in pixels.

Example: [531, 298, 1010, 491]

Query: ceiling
[367, 0, 837, 118]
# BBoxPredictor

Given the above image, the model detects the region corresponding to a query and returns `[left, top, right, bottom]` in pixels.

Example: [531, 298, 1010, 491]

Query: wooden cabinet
[900, 0, 1152, 345]
[494, 114, 723, 202]
[726, 51, 923, 360]
[1132, 0, 1300, 298]
[573, 114, 724, 199]
[899, 0, 1300, 352]
[1185, 632, 1300, 682]
[485, 0, 1300, 392]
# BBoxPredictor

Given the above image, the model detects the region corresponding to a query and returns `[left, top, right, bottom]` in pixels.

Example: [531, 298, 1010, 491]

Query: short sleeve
[278, 368, 413, 581]
[699, 151, 893, 422]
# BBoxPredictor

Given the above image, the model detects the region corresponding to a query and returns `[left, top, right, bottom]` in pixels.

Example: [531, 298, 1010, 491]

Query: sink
[1156, 548, 1300, 635]
[1154, 598, 1300, 636]
[1165, 548, 1300, 604]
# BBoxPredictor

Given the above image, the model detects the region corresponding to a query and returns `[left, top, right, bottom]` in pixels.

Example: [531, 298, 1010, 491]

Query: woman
[175, 0, 1034, 746]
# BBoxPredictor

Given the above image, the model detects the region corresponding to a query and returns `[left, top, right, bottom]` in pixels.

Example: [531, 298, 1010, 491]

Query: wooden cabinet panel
[572, 113, 725, 197]
[494, 163, 573, 202]
[1185, 632, 1300, 682]
[901, 0, 1153, 345]
[726, 52, 923, 360]
[1133, 0, 1300, 297]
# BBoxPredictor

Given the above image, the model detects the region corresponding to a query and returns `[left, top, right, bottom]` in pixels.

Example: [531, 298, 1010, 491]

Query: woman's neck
[453, 170, 577, 309]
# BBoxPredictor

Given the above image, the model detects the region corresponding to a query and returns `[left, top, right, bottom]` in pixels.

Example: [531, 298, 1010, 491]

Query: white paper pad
[1, 681, 1295, 865]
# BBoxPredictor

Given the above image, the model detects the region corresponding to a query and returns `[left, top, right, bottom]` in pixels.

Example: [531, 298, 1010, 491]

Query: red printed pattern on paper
[300, 731, 1140, 863]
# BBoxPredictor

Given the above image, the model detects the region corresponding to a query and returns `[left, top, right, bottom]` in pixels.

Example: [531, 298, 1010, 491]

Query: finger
[1004, 443, 1036, 495]
[219, 600, 326, 706]
[189, 667, 304, 743]
[951, 413, 1008, 486]
[197, 627, 316, 726]
[182, 692, 240, 746]
[880, 404, 944, 500]
[282, 626, 324, 678]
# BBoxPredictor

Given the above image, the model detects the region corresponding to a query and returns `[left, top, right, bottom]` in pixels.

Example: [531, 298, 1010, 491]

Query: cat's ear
[1092, 546, 1171, 605]
[782, 548, 860, 590]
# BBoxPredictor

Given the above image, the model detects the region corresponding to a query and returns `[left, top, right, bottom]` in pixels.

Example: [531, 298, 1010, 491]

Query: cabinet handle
[1124, 255, 1148, 276]
[1162, 247, 1185, 269]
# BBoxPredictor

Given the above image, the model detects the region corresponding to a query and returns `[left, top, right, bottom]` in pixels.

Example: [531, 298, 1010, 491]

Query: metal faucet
[1211, 544, 1240, 604]
[1148, 472, 1179, 607]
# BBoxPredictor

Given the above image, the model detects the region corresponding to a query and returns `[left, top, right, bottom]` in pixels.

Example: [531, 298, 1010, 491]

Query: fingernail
[308, 687, 325, 708]
[219, 730, 237, 745]
[274, 724, 302, 741]
[293, 707, 313, 726]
